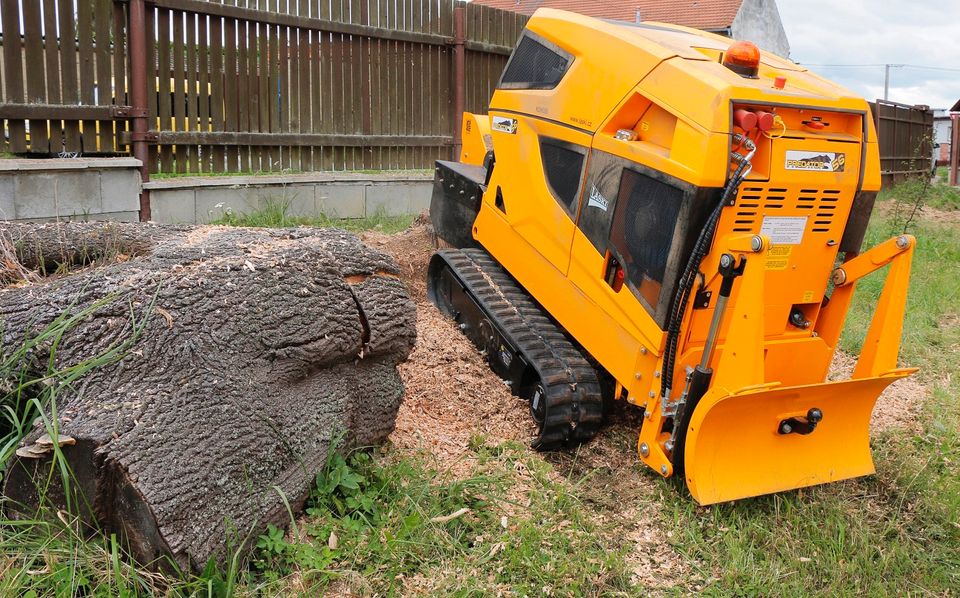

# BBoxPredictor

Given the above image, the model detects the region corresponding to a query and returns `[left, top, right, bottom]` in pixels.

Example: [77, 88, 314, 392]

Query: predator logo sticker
[785, 150, 846, 172]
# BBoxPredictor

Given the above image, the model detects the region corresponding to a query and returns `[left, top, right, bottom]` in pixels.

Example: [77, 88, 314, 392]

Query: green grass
[213, 199, 415, 234]
[248, 444, 631, 595]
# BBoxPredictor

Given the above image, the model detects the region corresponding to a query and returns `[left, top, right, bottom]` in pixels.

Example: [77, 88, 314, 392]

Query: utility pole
[884, 64, 904, 101]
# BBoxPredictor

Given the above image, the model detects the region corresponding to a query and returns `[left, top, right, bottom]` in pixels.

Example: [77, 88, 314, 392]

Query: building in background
[934, 109, 953, 165]
[472, 0, 790, 57]
[934, 100, 960, 166]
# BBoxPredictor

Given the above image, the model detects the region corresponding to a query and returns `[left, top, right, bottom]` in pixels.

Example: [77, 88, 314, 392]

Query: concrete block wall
[145, 172, 432, 224]
[0, 158, 142, 222]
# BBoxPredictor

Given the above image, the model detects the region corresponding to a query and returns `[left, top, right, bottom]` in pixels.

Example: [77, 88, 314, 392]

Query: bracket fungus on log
[0, 222, 416, 571]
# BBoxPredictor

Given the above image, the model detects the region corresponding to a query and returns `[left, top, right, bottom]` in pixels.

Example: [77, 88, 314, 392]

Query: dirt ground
[360, 219, 928, 590]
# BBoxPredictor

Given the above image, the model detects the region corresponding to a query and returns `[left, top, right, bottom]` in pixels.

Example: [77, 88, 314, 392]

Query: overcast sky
[777, 0, 960, 110]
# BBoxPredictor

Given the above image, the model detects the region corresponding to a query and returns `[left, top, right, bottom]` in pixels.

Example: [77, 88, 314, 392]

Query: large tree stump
[0, 222, 416, 571]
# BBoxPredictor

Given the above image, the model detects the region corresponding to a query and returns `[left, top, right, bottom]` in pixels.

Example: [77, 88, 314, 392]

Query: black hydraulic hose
[660, 160, 750, 399]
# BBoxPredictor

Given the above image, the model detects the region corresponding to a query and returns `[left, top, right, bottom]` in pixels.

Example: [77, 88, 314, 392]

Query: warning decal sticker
[766, 245, 792, 270]
[760, 216, 807, 245]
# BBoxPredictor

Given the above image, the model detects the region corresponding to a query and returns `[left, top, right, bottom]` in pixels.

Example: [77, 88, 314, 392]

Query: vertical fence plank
[439, 0, 452, 160]
[373, 0, 387, 168]
[186, 12, 199, 173]
[288, 17, 301, 171]
[237, 14, 251, 172]
[22, 0, 48, 152]
[346, 0, 360, 170]
[317, 0, 332, 170]
[94, 0, 113, 152]
[298, 0, 313, 171]
[197, 12, 210, 172]
[376, 0, 389, 169]
[157, 8, 173, 171]
[77, 0, 98, 155]
[172, 9, 186, 172]
[330, 0, 344, 170]
[42, 0, 63, 153]
[2, 0, 26, 152]
[222, 7, 238, 171]
[267, 0, 280, 170]
[209, 11, 225, 172]
[145, 5, 159, 172]
[113, 0, 129, 155]
[254, 1, 264, 172]
[309, 1, 323, 171]
[385, 6, 397, 169]
[56, 0, 81, 152]
[398, 1, 409, 169]
[277, 4, 290, 170]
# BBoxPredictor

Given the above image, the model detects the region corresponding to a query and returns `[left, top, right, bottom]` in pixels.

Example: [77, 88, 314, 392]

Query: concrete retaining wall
[0, 158, 142, 222]
[1, 163, 432, 224]
[145, 172, 433, 224]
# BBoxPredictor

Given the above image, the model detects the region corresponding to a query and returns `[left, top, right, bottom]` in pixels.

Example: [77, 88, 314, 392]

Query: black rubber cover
[430, 160, 486, 248]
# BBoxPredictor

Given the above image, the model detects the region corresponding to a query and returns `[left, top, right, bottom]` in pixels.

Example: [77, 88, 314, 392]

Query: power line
[801, 63, 960, 73]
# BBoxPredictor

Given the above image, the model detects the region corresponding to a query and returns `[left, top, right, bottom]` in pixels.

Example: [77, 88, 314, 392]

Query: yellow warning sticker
[766, 245, 792, 270]
[802, 290, 815, 303]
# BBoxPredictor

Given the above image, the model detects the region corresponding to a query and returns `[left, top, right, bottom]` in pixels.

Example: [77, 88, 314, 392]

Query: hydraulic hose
[660, 144, 753, 400]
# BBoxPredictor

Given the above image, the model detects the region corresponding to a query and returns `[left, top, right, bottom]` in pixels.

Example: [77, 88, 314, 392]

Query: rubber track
[433, 248, 604, 449]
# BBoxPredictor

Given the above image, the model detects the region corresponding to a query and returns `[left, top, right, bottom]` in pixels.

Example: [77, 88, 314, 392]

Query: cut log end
[1, 222, 417, 570]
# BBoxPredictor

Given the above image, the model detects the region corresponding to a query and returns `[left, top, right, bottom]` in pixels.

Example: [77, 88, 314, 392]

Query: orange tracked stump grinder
[427, 9, 916, 504]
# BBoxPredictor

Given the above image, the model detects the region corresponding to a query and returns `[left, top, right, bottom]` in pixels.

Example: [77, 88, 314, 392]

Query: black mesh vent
[500, 35, 570, 89]
[541, 139, 584, 213]
[578, 152, 622, 253]
[609, 170, 685, 309]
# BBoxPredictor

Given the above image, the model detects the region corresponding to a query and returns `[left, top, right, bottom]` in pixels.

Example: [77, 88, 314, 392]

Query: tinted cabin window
[578, 151, 623, 253]
[540, 138, 585, 214]
[609, 169, 684, 310]
[499, 34, 571, 89]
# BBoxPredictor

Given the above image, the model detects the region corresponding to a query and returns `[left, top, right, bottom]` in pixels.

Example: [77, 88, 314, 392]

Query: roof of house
[471, 0, 745, 31]
[951, 98, 960, 112]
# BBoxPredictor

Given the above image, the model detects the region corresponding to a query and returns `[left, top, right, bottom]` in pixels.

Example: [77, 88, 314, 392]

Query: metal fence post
[128, 0, 152, 221]
[951, 114, 959, 187]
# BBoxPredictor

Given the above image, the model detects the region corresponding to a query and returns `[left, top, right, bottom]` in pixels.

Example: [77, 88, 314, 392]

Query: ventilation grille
[732, 186, 842, 233]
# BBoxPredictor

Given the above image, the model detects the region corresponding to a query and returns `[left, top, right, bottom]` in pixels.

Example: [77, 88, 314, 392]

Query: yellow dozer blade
[636, 234, 917, 504]
[684, 373, 910, 505]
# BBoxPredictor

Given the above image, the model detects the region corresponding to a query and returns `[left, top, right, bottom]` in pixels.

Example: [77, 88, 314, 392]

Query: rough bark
[0, 222, 416, 571]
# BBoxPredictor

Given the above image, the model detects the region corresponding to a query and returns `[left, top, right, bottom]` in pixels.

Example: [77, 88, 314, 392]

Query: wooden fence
[871, 100, 934, 186]
[0, 0, 527, 178]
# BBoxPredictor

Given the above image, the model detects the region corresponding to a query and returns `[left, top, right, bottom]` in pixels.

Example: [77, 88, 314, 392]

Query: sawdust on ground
[361, 222, 532, 476]
[874, 200, 960, 224]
